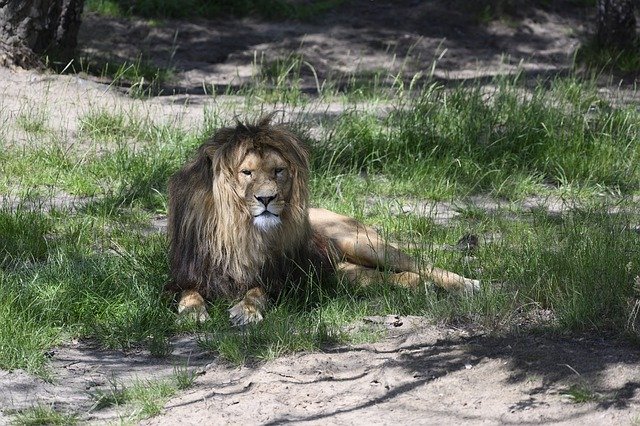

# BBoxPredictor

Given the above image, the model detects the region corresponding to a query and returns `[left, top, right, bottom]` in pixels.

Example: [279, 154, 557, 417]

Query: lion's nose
[255, 195, 277, 206]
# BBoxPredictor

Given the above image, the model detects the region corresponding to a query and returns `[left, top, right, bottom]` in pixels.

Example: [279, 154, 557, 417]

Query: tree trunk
[0, 0, 84, 69]
[596, 0, 637, 51]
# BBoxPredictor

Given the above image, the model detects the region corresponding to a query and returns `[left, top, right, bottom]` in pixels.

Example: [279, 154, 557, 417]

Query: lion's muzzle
[251, 192, 283, 231]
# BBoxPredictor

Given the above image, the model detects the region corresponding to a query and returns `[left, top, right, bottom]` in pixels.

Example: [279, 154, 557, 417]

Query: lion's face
[235, 147, 293, 231]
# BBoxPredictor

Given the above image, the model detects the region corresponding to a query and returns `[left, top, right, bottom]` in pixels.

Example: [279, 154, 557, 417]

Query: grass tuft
[90, 372, 196, 421]
[0, 210, 52, 267]
[11, 405, 78, 426]
[76, 56, 174, 97]
[78, 110, 143, 141]
[561, 383, 599, 403]
[313, 77, 640, 199]
[575, 39, 640, 74]
[16, 109, 48, 135]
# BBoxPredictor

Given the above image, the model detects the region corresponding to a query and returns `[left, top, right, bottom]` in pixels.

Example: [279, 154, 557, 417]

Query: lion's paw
[229, 287, 267, 326]
[229, 300, 264, 326]
[463, 278, 481, 294]
[177, 290, 210, 323]
[179, 304, 210, 323]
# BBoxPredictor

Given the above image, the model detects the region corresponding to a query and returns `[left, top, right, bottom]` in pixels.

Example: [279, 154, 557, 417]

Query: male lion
[167, 116, 480, 325]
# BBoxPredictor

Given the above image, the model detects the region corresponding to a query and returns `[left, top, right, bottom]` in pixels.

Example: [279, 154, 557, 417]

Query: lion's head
[204, 122, 309, 234]
[167, 116, 320, 300]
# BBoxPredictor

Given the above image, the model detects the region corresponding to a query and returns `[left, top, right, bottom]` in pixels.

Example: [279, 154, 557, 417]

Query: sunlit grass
[90, 373, 195, 421]
[11, 405, 78, 426]
[313, 77, 640, 199]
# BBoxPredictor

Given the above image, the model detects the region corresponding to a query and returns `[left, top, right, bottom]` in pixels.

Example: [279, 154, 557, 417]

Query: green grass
[90, 373, 192, 421]
[0, 202, 178, 368]
[11, 405, 78, 426]
[1, 72, 640, 399]
[561, 383, 599, 403]
[245, 52, 315, 104]
[74, 56, 175, 98]
[575, 39, 640, 74]
[481, 208, 640, 330]
[16, 108, 48, 135]
[313, 77, 640, 198]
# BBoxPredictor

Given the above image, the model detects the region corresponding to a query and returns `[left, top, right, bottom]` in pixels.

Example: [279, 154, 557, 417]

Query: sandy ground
[2, 318, 639, 425]
[1, 1, 639, 424]
[141, 319, 639, 425]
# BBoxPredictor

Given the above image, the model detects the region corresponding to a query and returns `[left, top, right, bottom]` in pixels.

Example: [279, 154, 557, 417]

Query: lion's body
[168, 117, 479, 325]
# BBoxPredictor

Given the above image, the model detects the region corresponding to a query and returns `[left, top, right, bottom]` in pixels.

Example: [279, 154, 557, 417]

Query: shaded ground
[77, 0, 589, 94]
[142, 319, 639, 425]
[2, 1, 640, 424]
[2, 319, 639, 425]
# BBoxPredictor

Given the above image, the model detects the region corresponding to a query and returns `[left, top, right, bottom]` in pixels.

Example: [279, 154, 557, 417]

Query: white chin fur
[253, 214, 281, 231]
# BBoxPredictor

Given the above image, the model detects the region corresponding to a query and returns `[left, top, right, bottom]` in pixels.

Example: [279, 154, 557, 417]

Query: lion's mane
[167, 117, 332, 300]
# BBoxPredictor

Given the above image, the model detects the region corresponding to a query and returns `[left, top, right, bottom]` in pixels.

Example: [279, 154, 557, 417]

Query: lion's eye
[274, 168, 284, 176]
[241, 170, 252, 176]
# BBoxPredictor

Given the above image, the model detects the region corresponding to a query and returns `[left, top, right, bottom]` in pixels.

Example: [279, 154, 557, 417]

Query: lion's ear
[204, 145, 217, 159]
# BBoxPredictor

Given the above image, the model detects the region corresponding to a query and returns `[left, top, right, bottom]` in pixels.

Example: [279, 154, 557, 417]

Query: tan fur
[177, 289, 209, 322]
[167, 116, 479, 325]
[309, 208, 480, 293]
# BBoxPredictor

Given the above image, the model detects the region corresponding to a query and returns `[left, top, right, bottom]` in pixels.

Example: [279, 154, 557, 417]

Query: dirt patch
[77, 0, 590, 94]
[140, 322, 639, 425]
[0, 337, 211, 424]
[2, 1, 640, 424]
[2, 320, 638, 425]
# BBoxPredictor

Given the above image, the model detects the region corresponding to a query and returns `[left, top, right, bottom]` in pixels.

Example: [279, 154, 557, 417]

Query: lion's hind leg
[422, 266, 480, 293]
[338, 259, 480, 294]
[337, 262, 421, 288]
[310, 208, 480, 293]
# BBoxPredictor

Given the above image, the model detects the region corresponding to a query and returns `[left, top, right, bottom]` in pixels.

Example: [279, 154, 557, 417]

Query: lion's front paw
[229, 300, 263, 326]
[177, 289, 210, 323]
[180, 304, 210, 323]
[228, 287, 267, 326]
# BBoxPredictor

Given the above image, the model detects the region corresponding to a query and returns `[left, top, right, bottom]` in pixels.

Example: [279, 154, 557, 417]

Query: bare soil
[141, 319, 640, 425]
[1, 1, 639, 424]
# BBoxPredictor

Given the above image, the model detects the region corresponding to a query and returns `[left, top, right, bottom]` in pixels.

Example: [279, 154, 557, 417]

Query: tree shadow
[261, 329, 640, 424]
[77, 0, 593, 96]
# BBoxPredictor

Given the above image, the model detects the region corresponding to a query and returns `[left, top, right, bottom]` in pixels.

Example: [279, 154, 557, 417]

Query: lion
[167, 116, 480, 325]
